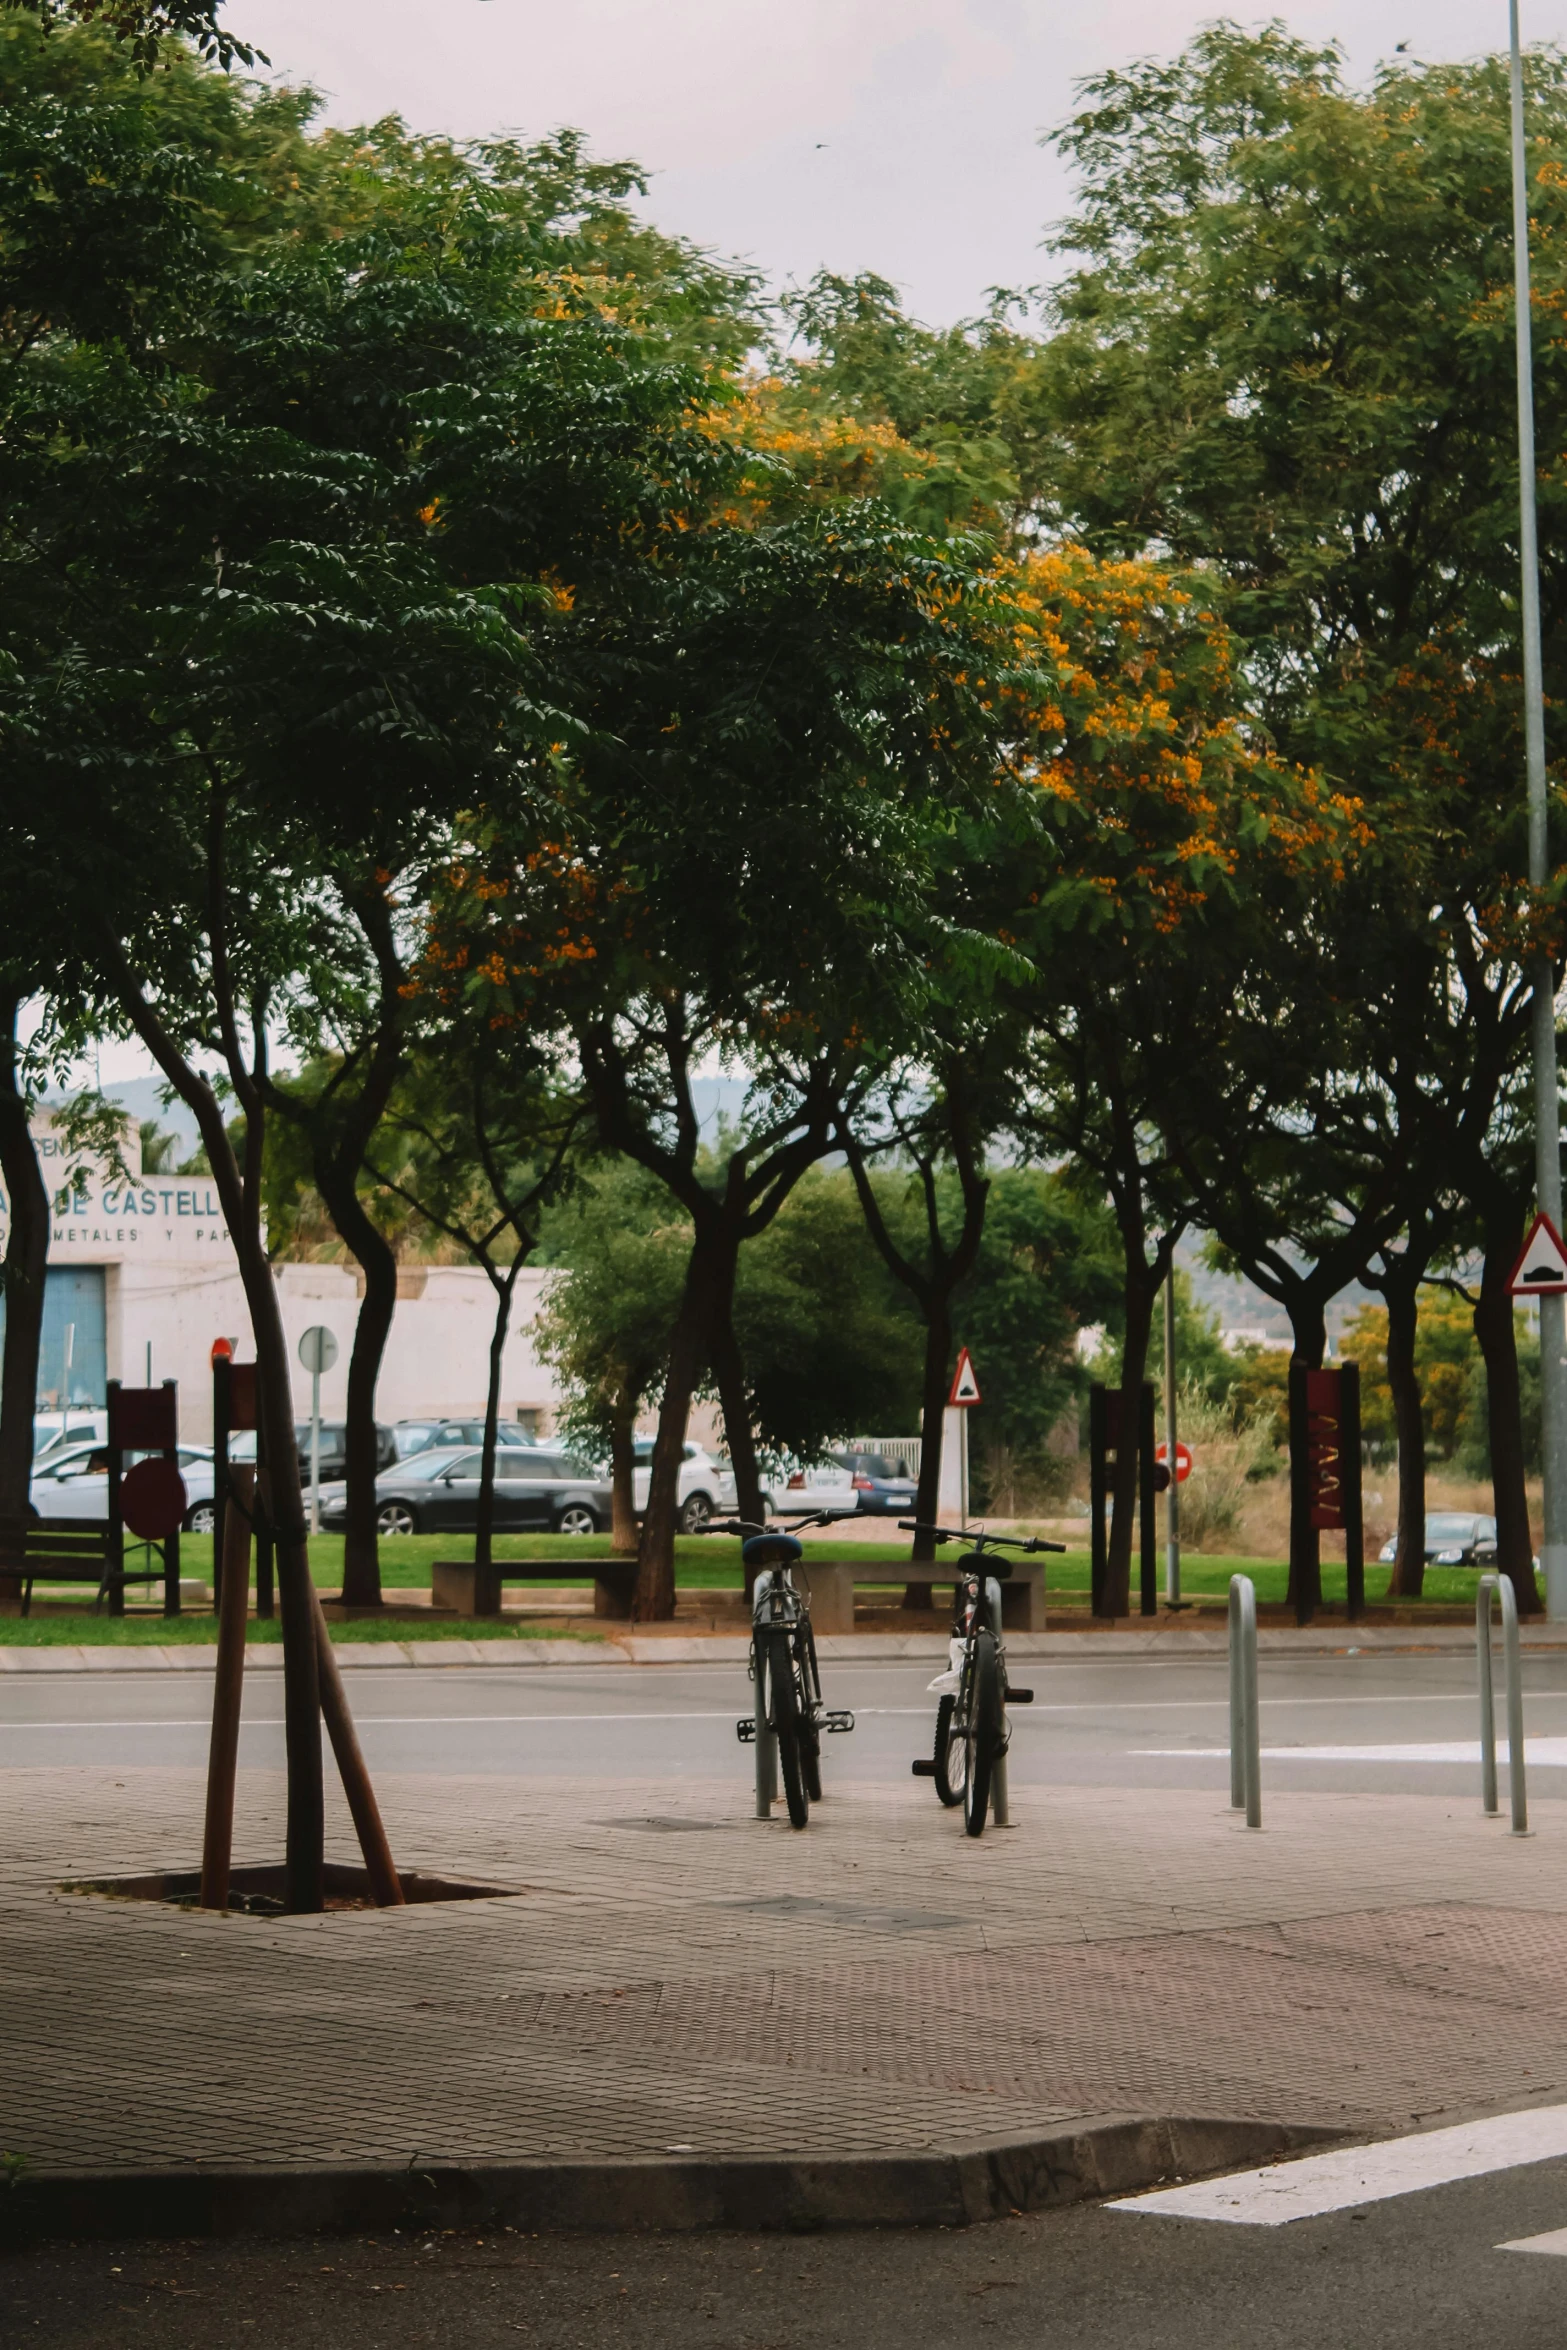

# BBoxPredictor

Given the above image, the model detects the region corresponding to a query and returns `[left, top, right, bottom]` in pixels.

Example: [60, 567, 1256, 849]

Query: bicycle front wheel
[964, 1631, 1002, 1838]
[933, 1692, 966, 1807]
[766, 1631, 809, 1829]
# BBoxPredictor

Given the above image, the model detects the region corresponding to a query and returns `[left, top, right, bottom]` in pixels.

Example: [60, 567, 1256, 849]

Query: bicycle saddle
[743, 1532, 804, 1568]
[958, 1549, 1011, 1578]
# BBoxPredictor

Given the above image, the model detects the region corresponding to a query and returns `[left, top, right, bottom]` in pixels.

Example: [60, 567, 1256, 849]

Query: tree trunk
[0, 997, 49, 1594]
[907, 1294, 953, 1596]
[473, 1263, 518, 1606]
[709, 1292, 764, 1529]
[313, 1161, 395, 1608]
[1382, 1271, 1427, 1600]
[1104, 1268, 1158, 1618]
[1475, 1207, 1541, 1615]
[609, 1398, 638, 1557]
[636, 1233, 720, 1620]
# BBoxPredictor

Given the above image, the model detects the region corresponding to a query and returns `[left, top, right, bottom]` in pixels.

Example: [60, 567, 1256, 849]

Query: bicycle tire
[964, 1632, 1002, 1838]
[933, 1692, 966, 1807]
[767, 1632, 809, 1828]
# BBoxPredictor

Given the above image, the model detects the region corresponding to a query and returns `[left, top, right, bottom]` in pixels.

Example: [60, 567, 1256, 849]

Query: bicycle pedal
[823, 1710, 855, 1733]
[736, 1718, 757, 1743]
[911, 1758, 937, 1777]
[1008, 1688, 1035, 1704]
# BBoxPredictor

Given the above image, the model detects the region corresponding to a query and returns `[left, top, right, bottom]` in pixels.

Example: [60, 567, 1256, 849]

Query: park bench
[795, 1554, 1048, 1636]
[0, 1515, 165, 1616]
[431, 1557, 638, 1619]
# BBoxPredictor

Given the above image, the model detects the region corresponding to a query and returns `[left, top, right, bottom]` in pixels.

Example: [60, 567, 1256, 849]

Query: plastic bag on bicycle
[927, 1636, 966, 1695]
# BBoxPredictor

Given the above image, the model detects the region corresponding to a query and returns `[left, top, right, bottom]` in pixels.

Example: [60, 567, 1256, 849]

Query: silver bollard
[1229, 1574, 1261, 1829]
[1477, 1572, 1528, 1834]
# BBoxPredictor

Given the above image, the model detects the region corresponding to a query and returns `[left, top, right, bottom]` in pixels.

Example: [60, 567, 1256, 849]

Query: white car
[631, 1440, 737, 1534]
[29, 1439, 218, 1532]
[763, 1456, 859, 1517]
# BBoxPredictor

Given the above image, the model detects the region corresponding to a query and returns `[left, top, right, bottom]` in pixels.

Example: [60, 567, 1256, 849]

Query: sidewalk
[5, 1762, 1567, 2237]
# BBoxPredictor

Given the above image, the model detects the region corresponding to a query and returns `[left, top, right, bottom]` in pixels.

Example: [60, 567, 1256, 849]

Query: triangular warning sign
[948, 1347, 982, 1406]
[1508, 1210, 1567, 1297]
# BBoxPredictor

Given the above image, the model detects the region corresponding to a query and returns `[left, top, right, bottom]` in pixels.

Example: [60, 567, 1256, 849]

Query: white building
[0, 1118, 563, 1444]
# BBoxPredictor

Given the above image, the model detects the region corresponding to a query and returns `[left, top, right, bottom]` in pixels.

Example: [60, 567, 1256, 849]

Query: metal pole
[1229, 1574, 1261, 1828]
[310, 1362, 322, 1538]
[1510, 1, 1567, 1618]
[1477, 1574, 1499, 1815]
[1164, 1270, 1180, 1606]
[959, 1408, 969, 1530]
[1478, 1571, 1529, 1832]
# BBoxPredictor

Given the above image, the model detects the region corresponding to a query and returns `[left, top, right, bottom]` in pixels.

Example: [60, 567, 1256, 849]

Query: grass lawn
[2, 1534, 1487, 1643]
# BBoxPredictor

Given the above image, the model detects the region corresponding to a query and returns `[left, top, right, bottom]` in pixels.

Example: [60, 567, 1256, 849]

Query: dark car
[292, 1422, 396, 1481]
[1379, 1512, 1499, 1567]
[319, 1445, 610, 1538]
[833, 1448, 920, 1516]
[390, 1419, 537, 1462]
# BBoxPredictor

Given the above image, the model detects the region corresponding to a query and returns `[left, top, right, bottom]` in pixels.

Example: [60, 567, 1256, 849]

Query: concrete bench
[797, 1556, 1048, 1637]
[432, 1558, 637, 1619]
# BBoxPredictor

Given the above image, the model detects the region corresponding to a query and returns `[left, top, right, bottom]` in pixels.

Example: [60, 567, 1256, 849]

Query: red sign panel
[1304, 1367, 1347, 1530]
[108, 1386, 177, 1450]
[120, 1457, 188, 1541]
[228, 1364, 259, 1433]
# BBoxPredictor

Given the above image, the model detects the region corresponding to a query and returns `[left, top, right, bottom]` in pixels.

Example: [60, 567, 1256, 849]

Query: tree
[367, 1031, 582, 1599]
[535, 1160, 690, 1557]
[1032, 28, 1567, 1607]
[734, 1166, 924, 1467]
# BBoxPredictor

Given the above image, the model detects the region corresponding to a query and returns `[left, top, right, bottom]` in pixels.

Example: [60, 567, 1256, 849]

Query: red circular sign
[120, 1457, 189, 1540]
[1155, 1441, 1194, 1485]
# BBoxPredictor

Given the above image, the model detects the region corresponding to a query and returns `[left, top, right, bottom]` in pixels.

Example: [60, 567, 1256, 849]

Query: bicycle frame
[696, 1514, 855, 1823]
[906, 1520, 1062, 1833]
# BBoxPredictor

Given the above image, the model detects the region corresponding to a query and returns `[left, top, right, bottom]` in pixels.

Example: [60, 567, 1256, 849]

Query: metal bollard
[1228, 1574, 1261, 1829]
[1476, 1572, 1528, 1834]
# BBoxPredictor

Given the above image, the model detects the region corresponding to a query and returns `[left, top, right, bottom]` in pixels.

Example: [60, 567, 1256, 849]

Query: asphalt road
[4, 1648, 1567, 1798]
[9, 2159, 1567, 2350]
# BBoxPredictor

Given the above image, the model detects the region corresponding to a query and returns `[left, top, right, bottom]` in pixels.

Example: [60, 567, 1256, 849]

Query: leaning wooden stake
[200, 1465, 254, 1910]
[310, 1588, 405, 1906]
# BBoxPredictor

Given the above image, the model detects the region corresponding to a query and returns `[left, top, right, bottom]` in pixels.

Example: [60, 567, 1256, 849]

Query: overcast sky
[233, 0, 1567, 325]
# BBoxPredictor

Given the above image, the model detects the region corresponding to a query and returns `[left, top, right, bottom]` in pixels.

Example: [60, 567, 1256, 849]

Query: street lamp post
[1509, 2, 1567, 1615]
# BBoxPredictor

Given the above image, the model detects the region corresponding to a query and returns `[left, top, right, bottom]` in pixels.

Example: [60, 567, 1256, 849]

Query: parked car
[292, 1422, 396, 1480]
[831, 1448, 919, 1516]
[763, 1456, 859, 1517]
[390, 1418, 537, 1462]
[29, 1440, 217, 1531]
[33, 1412, 109, 1462]
[1379, 1513, 1499, 1568]
[318, 1445, 611, 1537]
[630, 1439, 736, 1534]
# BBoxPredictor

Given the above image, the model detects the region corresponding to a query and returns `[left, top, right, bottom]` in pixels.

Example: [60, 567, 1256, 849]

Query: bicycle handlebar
[699, 1511, 859, 1537]
[897, 1520, 1066, 1555]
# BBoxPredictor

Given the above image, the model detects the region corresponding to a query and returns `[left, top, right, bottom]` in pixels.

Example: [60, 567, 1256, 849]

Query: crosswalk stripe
[1499, 2226, 1567, 2256]
[1111, 2106, 1567, 2225]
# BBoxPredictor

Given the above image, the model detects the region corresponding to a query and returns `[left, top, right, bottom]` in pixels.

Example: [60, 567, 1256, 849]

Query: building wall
[1, 1118, 564, 1444]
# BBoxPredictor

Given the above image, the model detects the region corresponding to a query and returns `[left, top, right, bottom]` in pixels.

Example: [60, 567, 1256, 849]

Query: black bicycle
[701, 1515, 856, 1828]
[904, 1521, 1063, 1837]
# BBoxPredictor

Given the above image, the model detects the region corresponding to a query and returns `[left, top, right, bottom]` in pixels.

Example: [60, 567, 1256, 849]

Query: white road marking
[0, 1708, 935, 1733]
[1113, 2107, 1567, 2225]
[1499, 2226, 1567, 2255]
[1134, 1741, 1562, 1764]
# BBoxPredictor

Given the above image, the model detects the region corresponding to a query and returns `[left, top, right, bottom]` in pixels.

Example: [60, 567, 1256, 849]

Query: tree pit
[62, 1863, 522, 1915]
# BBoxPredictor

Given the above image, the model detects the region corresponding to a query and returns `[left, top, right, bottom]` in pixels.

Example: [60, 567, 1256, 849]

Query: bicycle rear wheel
[933, 1692, 966, 1807]
[964, 1632, 1002, 1838]
[767, 1632, 809, 1828]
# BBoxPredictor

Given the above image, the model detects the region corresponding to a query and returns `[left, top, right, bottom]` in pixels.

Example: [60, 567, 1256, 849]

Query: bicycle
[903, 1521, 1064, 1837]
[699, 1514, 856, 1828]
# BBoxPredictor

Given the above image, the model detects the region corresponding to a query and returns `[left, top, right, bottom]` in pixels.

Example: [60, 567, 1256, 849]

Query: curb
[5, 1622, 1567, 1671]
[0, 2117, 1338, 2242]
